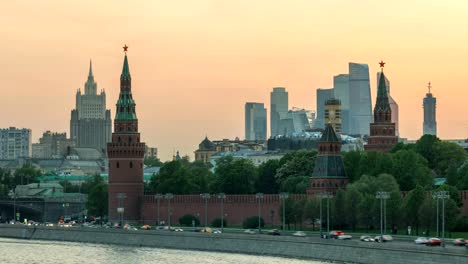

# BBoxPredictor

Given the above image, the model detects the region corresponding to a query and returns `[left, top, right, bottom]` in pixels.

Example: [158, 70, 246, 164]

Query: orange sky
[1, 0, 467, 161]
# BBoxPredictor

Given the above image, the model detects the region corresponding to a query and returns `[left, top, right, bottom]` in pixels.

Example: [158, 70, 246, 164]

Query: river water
[0, 238, 325, 264]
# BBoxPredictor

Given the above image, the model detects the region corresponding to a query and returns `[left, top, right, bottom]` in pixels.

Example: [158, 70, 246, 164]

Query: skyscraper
[245, 102, 267, 140]
[365, 62, 398, 152]
[324, 98, 342, 136]
[315, 88, 334, 129]
[333, 74, 350, 134]
[377, 72, 399, 136]
[107, 46, 146, 223]
[348, 63, 373, 136]
[270, 87, 289, 137]
[423, 82, 437, 136]
[70, 61, 112, 153]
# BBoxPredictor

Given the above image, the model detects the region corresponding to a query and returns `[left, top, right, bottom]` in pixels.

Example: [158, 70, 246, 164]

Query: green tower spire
[115, 46, 137, 121]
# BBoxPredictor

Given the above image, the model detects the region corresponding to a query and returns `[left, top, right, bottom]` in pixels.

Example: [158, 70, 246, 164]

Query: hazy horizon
[1, 0, 467, 161]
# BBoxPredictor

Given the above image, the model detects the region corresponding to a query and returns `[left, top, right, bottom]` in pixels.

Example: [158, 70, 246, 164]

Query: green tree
[279, 197, 296, 229]
[179, 214, 200, 226]
[403, 185, 425, 235]
[418, 195, 435, 236]
[344, 185, 363, 231]
[13, 165, 41, 186]
[242, 216, 264, 229]
[211, 218, 227, 228]
[432, 141, 466, 176]
[211, 156, 257, 194]
[392, 150, 432, 191]
[343, 151, 362, 182]
[144, 156, 163, 167]
[303, 198, 319, 231]
[86, 182, 108, 219]
[275, 150, 316, 189]
[255, 160, 280, 193]
[149, 160, 213, 194]
[332, 189, 347, 229]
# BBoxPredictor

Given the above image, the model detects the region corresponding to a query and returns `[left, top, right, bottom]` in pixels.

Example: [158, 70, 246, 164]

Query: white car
[174, 228, 184, 232]
[360, 235, 375, 242]
[414, 237, 429, 245]
[244, 229, 256, 234]
[213, 229, 222, 234]
[375, 235, 393, 242]
[293, 231, 307, 237]
[337, 234, 353, 240]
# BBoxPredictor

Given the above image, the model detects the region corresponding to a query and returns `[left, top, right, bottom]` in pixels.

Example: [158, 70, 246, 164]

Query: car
[453, 238, 466, 246]
[374, 235, 393, 242]
[212, 229, 222, 234]
[244, 229, 256, 234]
[293, 231, 307, 237]
[268, 229, 281, 236]
[201, 228, 212, 233]
[414, 237, 429, 245]
[360, 235, 375, 242]
[141, 225, 151, 230]
[426, 237, 442, 246]
[174, 228, 184, 232]
[337, 234, 353, 240]
[329, 230, 345, 239]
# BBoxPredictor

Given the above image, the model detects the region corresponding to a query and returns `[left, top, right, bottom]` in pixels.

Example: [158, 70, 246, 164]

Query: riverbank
[0, 224, 466, 264]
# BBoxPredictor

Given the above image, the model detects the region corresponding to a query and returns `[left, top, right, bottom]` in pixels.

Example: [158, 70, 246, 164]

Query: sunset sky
[1, 0, 468, 161]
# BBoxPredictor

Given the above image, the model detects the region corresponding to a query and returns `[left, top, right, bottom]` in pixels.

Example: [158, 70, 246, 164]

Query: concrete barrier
[0, 225, 467, 264]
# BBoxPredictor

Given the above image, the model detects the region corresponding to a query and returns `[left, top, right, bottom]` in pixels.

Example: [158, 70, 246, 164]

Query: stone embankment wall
[0, 225, 467, 264]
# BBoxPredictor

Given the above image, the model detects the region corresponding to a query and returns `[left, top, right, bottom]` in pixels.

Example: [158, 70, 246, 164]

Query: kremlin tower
[107, 46, 146, 223]
[364, 61, 398, 152]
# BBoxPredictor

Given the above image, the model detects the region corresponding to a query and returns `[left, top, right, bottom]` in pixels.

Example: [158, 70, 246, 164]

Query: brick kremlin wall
[140, 194, 307, 226]
[141, 191, 468, 226]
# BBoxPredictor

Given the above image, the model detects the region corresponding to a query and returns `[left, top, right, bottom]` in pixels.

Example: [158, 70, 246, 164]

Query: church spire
[88, 60, 94, 79]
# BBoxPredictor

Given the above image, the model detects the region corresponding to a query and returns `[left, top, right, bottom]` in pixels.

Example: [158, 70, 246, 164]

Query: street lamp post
[13, 187, 16, 222]
[116, 193, 127, 226]
[432, 193, 440, 237]
[200, 193, 211, 227]
[318, 192, 333, 238]
[154, 194, 163, 226]
[217, 193, 226, 232]
[376, 191, 390, 241]
[165, 193, 173, 228]
[433, 191, 450, 247]
[279, 192, 289, 231]
[255, 193, 264, 233]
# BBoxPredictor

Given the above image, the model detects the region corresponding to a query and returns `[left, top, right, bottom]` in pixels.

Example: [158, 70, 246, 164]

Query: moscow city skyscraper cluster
[245, 62, 408, 140]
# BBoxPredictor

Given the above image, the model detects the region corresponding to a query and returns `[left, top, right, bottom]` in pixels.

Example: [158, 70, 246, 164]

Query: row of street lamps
[116, 191, 450, 241]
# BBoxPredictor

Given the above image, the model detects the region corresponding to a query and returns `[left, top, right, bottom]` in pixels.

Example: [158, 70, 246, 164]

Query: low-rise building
[194, 136, 266, 163]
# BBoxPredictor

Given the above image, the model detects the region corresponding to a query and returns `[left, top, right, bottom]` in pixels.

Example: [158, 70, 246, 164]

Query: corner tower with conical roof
[364, 61, 398, 152]
[307, 124, 348, 196]
[107, 46, 146, 223]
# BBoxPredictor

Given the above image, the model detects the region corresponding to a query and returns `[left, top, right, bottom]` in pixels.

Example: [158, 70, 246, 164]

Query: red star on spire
[123, 44, 128, 53]
[379, 60, 386, 68]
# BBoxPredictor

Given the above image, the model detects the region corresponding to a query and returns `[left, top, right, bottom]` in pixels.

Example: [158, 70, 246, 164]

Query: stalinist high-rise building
[70, 61, 112, 154]
[423, 82, 437, 136]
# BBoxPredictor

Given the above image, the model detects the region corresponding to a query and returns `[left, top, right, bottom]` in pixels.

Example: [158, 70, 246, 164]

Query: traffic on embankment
[0, 224, 467, 264]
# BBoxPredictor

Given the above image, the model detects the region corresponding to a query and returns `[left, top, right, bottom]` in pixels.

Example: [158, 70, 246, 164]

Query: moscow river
[0, 238, 326, 264]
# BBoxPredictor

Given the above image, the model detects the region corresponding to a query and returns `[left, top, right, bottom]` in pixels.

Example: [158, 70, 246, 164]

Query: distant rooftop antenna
[427, 82, 432, 94]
